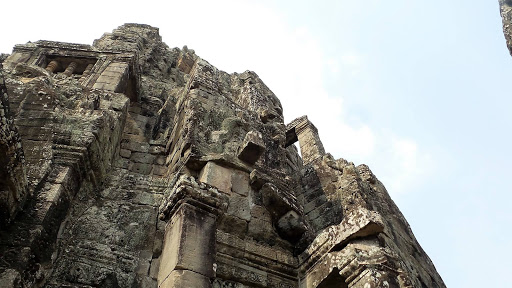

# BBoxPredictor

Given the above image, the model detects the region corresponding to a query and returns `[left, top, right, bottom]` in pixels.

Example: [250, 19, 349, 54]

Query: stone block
[121, 140, 150, 153]
[119, 148, 131, 158]
[215, 262, 268, 287]
[306, 201, 333, 221]
[260, 183, 297, 219]
[133, 192, 162, 206]
[217, 214, 248, 238]
[42, 183, 65, 203]
[115, 158, 131, 169]
[310, 215, 334, 232]
[227, 194, 251, 221]
[93, 62, 129, 92]
[250, 205, 272, 222]
[131, 152, 156, 164]
[230, 171, 251, 196]
[237, 131, 265, 164]
[131, 163, 153, 175]
[136, 258, 151, 276]
[198, 162, 232, 194]
[304, 194, 327, 214]
[247, 218, 275, 241]
[275, 249, 298, 266]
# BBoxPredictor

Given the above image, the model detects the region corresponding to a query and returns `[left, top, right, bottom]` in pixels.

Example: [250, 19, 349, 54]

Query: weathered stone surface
[160, 269, 211, 288]
[237, 130, 265, 164]
[500, 0, 512, 55]
[199, 161, 233, 194]
[0, 269, 22, 288]
[158, 203, 217, 285]
[0, 68, 28, 228]
[0, 23, 445, 288]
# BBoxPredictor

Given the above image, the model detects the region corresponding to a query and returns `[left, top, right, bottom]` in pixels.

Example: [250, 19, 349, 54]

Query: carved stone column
[45, 60, 59, 73]
[79, 63, 94, 82]
[63, 61, 77, 77]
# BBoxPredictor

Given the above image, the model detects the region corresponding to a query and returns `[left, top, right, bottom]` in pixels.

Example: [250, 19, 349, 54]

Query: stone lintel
[299, 246, 399, 288]
[298, 208, 385, 274]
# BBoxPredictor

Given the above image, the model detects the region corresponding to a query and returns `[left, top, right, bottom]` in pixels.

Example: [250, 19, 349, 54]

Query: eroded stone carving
[0, 67, 28, 229]
[62, 61, 77, 77]
[45, 60, 59, 73]
[0, 24, 445, 288]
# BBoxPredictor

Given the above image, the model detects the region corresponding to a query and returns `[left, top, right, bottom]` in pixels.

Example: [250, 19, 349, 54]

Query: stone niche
[3, 40, 139, 103]
[43, 55, 97, 76]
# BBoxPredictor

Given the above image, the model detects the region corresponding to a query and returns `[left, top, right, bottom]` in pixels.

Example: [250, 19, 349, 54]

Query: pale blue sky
[2, 1, 510, 286]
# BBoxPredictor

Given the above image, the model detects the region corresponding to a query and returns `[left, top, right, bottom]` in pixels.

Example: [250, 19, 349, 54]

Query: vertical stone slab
[0, 72, 28, 227]
[296, 122, 325, 165]
[92, 62, 129, 93]
[286, 116, 325, 165]
[158, 203, 216, 288]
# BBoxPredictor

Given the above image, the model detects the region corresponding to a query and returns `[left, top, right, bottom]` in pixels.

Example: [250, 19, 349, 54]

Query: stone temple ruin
[0, 24, 445, 287]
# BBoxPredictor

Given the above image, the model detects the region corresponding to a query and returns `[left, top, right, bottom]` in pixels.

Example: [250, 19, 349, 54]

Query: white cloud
[340, 52, 363, 76]
[374, 136, 435, 197]
[326, 58, 341, 74]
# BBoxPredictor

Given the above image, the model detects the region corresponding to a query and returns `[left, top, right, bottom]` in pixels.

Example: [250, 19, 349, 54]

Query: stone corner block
[238, 131, 265, 164]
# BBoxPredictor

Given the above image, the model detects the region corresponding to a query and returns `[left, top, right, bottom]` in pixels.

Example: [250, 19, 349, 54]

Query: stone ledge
[159, 175, 228, 222]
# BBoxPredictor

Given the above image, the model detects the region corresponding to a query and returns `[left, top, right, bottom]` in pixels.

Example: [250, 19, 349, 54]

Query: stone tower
[0, 24, 445, 288]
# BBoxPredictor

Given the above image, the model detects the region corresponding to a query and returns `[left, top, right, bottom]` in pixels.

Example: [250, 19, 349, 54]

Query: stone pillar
[63, 61, 77, 77]
[287, 116, 325, 165]
[158, 203, 217, 288]
[158, 175, 228, 288]
[45, 60, 59, 73]
[79, 63, 94, 82]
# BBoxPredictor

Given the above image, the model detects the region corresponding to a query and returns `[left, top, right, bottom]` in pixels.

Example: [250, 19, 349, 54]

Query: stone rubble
[0, 24, 445, 288]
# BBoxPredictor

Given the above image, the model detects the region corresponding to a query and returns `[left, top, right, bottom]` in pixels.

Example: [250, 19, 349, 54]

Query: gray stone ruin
[0, 24, 445, 288]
